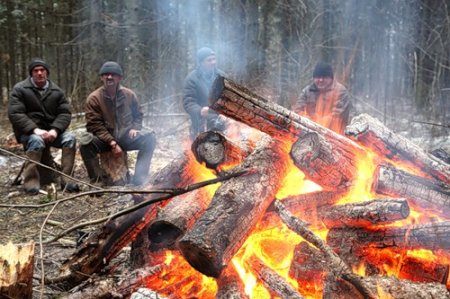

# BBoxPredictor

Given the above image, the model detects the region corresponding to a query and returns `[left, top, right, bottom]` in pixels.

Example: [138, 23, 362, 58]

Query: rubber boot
[133, 149, 154, 186]
[82, 156, 105, 197]
[61, 147, 80, 192]
[23, 151, 42, 194]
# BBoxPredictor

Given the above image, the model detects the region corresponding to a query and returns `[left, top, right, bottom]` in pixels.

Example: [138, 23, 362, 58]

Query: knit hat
[99, 61, 123, 77]
[28, 58, 50, 76]
[313, 62, 333, 78]
[196, 47, 215, 64]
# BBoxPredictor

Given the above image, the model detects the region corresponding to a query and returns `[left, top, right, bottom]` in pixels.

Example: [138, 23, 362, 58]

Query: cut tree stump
[0, 241, 35, 299]
[178, 136, 289, 278]
[99, 151, 129, 185]
[345, 113, 450, 184]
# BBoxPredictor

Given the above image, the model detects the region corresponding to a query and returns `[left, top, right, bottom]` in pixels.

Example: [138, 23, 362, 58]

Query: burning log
[289, 241, 327, 283]
[178, 136, 289, 278]
[399, 255, 449, 285]
[318, 198, 410, 228]
[192, 130, 250, 170]
[323, 275, 450, 299]
[273, 200, 377, 298]
[0, 241, 35, 299]
[216, 265, 249, 299]
[327, 221, 450, 252]
[209, 76, 367, 190]
[373, 163, 450, 218]
[345, 113, 450, 184]
[147, 189, 210, 251]
[56, 152, 198, 287]
[247, 255, 305, 299]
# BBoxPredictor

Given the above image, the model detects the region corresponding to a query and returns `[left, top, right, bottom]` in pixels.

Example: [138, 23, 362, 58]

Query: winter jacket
[8, 77, 72, 142]
[292, 80, 352, 133]
[182, 68, 226, 138]
[84, 85, 143, 144]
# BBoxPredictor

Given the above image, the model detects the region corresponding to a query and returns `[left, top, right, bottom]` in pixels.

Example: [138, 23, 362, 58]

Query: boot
[61, 147, 80, 192]
[132, 149, 154, 186]
[82, 156, 104, 184]
[23, 151, 42, 195]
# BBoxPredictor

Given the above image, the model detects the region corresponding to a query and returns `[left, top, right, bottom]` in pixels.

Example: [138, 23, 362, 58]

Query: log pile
[49, 76, 450, 298]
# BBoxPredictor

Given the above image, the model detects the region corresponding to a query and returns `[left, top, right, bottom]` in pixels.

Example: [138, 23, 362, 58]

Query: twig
[0, 147, 100, 190]
[43, 168, 250, 244]
[273, 200, 377, 299]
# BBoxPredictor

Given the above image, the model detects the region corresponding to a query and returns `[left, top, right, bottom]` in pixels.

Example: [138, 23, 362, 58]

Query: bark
[318, 198, 410, 228]
[178, 136, 289, 278]
[373, 163, 450, 218]
[327, 221, 450, 252]
[192, 130, 251, 171]
[273, 200, 377, 299]
[0, 242, 35, 299]
[346, 113, 450, 184]
[289, 241, 327, 283]
[215, 265, 249, 299]
[323, 275, 450, 299]
[399, 255, 449, 285]
[247, 255, 305, 299]
[209, 75, 367, 190]
[147, 189, 210, 251]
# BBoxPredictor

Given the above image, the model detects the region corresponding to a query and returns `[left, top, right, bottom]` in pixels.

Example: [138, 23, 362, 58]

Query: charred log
[247, 255, 304, 299]
[319, 198, 410, 228]
[399, 255, 449, 285]
[178, 136, 289, 278]
[327, 221, 450, 252]
[373, 163, 450, 218]
[345, 113, 450, 184]
[289, 241, 327, 283]
[147, 189, 210, 251]
[209, 76, 367, 190]
[216, 265, 249, 299]
[192, 130, 250, 171]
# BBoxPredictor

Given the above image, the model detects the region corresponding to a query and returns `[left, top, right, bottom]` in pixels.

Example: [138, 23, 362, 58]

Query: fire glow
[140, 131, 450, 298]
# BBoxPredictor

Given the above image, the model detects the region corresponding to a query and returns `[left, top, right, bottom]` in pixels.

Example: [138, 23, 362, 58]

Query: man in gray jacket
[182, 47, 227, 140]
[8, 58, 79, 194]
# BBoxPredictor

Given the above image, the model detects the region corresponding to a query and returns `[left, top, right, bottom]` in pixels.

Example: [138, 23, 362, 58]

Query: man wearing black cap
[8, 58, 79, 194]
[182, 47, 227, 139]
[292, 62, 352, 134]
[80, 61, 156, 186]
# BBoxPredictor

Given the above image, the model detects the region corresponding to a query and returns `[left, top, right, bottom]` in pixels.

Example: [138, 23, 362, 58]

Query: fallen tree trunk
[178, 136, 289, 278]
[373, 163, 450, 218]
[318, 198, 410, 228]
[247, 255, 304, 299]
[323, 275, 450, 299]
[327, 221, 450, 252]
[192, 130, 251, 171]
[147, 189, 210, 251]
[0, 241, 35, 299]
[209, 76, 367, 191]
[345, 113, 450, 184]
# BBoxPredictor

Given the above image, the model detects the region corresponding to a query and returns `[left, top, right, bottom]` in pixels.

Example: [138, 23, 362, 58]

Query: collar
[30, 78, 49, 90]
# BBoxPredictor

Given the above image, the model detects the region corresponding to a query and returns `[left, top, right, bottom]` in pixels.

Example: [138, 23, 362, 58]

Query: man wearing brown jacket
[80, 61, 156, 186]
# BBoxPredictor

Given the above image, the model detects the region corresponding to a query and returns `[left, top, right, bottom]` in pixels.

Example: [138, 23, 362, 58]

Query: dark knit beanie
[196, 47, 215, 64]
[28, 58, 50, 76]
[313, 62, 333, 78]
[99, 61, 123, 77]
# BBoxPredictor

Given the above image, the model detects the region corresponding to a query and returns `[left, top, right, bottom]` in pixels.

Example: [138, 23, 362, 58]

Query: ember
[60, 76, 450, 298]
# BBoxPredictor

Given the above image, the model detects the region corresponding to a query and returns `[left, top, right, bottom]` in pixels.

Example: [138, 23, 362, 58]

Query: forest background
[0, 0, 448, 148]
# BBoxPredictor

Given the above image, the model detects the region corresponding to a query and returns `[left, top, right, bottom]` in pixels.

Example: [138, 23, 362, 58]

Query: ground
[0, 115, 190, 298]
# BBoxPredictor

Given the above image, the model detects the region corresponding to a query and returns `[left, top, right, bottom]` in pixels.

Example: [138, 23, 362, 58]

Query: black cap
[99, 61, 123, 77]
[196, 47, 215, 64]
[28, 58, 50, 76]
[313, 62, 333, 78]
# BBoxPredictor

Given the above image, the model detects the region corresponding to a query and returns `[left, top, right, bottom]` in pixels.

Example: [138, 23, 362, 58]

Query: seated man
[8, 58, 79, 194]
[80, 61, 156, 186]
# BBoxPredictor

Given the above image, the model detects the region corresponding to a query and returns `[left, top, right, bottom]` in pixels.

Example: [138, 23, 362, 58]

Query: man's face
[200, 54, 217, 73]
[31, 66, 48, 87]
[101, 73, 122, 89]
[313, 76, 333, 91]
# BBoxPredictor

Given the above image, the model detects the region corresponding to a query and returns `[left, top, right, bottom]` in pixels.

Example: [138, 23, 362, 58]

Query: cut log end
[147, 222, 182, 251]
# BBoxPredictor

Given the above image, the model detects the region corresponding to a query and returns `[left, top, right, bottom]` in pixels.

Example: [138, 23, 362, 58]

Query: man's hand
[128, 129, 140, 139]
[48, 129, 58, 142]
[110, 140, 123, 157]
[33, 128, 51, 143]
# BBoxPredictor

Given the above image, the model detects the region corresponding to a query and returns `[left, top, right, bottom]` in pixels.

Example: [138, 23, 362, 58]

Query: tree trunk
[0, 242, 35, 299]
[178, 136, 289, 278]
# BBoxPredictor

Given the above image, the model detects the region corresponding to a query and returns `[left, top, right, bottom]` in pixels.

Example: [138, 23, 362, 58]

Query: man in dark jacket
[8, 58, 79, 194]
[292, 62, 352, 134]
[80, 61, 156, 186]
[182, 47, 227, 139]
